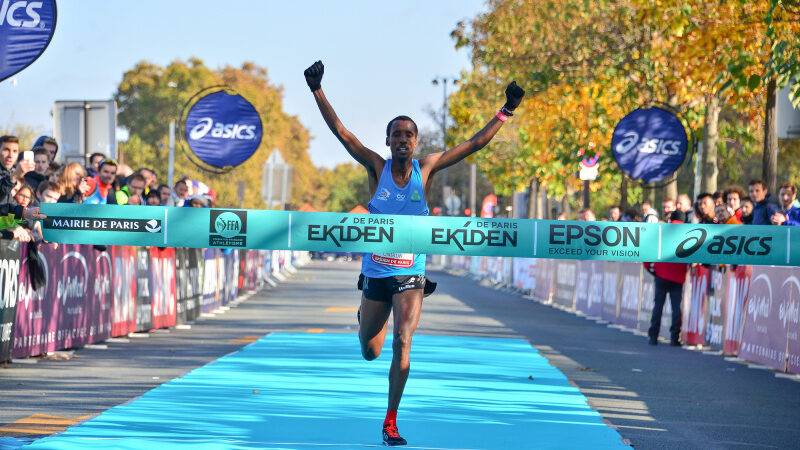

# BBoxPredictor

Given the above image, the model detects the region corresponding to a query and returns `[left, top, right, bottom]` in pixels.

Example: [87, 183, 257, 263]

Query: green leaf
[748, 74, 762, 91]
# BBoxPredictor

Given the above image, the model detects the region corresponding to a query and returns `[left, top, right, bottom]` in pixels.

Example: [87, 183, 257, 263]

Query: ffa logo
[377, 188, 391, 200]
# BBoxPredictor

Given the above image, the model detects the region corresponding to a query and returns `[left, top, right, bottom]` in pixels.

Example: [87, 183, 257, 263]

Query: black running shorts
[357, 273, 437, 302]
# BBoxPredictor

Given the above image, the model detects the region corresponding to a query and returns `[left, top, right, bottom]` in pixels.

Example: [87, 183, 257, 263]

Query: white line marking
[164, 209, 168, 245]
[288, 213, 292, 248]
[658, 225, 662, 260]
[534, 221, 538, 256]
[787, 228, 790, 264]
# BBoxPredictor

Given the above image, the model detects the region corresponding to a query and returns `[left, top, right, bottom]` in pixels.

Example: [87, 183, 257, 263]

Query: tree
[114, 59, 316, 209]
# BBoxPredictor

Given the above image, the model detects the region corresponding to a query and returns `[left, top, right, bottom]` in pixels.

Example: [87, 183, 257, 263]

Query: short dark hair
[90, 152, 105, 163]
[42, 136, 58, 150]
[32, 146, 49, 158]
[696, 192, 713, 203]
[157, 184, 170, 193]
[779, 182, 797, 196]
[386, 115, 418, 137]
[127, 173, 146, 185]
[146, 189, 160, 200]
[749, 179, 767, 190]
[36, 180, 59, 196]
[0, 135, 19, 146]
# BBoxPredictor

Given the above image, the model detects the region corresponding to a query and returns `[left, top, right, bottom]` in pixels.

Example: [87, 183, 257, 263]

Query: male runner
[305, 60, 524, 446]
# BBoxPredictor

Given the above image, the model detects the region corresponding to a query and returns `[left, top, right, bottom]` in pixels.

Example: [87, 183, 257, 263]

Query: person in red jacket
[644, 214, 689, 346]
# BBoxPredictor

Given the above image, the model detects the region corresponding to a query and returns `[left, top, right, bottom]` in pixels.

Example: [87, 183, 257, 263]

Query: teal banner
[41, 204, 800, 266]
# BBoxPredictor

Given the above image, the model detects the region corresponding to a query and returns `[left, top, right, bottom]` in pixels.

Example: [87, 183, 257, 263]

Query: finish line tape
[40, 203, 800, 266]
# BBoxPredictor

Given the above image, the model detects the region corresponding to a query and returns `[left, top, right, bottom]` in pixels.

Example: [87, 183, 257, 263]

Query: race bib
[372, 253, 414, 268]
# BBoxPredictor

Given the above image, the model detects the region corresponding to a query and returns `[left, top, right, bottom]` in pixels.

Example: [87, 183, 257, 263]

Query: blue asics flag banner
[611, 107, 688, 183]
[0, 0, 56, 81]
[184, 90, 263, 169]
[41, 204, 800, 267]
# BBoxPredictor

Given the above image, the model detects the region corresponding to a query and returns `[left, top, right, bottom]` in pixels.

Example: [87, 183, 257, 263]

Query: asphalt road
[1, 260, 798, 449]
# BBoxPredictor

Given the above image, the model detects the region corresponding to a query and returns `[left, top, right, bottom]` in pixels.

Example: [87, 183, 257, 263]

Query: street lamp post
[432, 76, 457, 214]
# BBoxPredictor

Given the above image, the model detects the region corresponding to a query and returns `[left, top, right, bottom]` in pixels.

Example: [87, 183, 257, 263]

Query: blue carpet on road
[24, 333, 627, 449]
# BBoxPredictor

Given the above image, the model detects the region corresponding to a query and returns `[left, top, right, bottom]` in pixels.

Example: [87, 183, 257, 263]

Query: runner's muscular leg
[388, 289, 423, 411]
[359, 294, 392, 361]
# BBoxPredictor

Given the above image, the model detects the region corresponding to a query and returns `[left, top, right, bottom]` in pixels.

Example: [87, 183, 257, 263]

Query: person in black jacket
[0, 136, 35, 204]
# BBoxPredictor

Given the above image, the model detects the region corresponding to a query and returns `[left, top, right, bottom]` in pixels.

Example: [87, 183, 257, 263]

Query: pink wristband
[496, 110, 509, 122]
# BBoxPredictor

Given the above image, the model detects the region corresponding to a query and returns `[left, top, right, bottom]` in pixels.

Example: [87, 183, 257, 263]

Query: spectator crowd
[0, 134, 218, 244]
[572, 180, 800, 227]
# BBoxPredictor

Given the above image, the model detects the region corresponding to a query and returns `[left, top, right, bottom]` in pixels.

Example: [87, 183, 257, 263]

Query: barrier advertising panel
[201, 248, 220, 313]
[786, 268, 800, 374]
[0, 243, 20, 361]
[585, 260, 605, 318]
[89, 246, 114, 344]
[723, 265, 752, 355]
[222, 250, 239, 305]
[14, 244, 58, 357]
[574, 260, 590, 313]
[683, 265, 709, 345]
[602, 262, 620, 321]
[135, 247, 153, 332]
[512, 258, 536, 291]
[552, 260, 577, 309]
[150, 247, 176, 330]
[533, 258, 553, 303]
[112, 246, 136, 336]
[617, 263, 641, 329]
[739, 266, 791, 371]
[705, 266, 728, 350]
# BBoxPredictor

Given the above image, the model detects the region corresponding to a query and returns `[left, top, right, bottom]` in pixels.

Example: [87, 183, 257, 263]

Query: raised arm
[421, 81, 525, 174]
[304, 61, 383, 172]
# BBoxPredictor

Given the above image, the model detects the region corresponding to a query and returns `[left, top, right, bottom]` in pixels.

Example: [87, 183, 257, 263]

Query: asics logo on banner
[676, 228, 706, 257]
[615, 131, 681, 155]
[189, 117, 258, 140]
[676, 228, 771, 258]
[0, 1, 44, 28]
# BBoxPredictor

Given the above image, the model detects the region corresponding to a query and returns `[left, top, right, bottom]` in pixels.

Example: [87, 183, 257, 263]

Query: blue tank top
[361, 159, 428, 277]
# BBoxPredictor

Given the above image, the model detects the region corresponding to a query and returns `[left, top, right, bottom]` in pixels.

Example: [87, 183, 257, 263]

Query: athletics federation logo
[377, 188, 391, 201]
[209, 210, 247, 247]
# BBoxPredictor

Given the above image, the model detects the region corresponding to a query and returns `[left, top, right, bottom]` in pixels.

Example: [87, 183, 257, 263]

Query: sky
[0, 0, 486, 168]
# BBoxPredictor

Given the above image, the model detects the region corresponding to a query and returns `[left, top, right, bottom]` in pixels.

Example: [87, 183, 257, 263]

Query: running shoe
[382, 423, 407, 446]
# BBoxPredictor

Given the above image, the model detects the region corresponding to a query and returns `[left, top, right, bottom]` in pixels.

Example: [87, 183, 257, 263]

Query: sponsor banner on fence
[43, 204, 800, 267]
[602, 262, 620, 321]
[14, 244, 58, 357]
[585, 260, 605, 318]
[785, 270, 800, 374]
[738, 266, 791, 371]
[112, 246, 136, 336]
[552, 260, 577, 310]
[638, 270, 672, 336]
[512, 258, 536, 291]
[617, 263, 641, 329]
[135, 247, 153, 332]
[150, 247, 176, 330]
[705, 266, 728, 350]
[0, 243, 20, 361]
[683, 265, 709, 345]
[201, 248, 220, 313]
[533, 258, 553, 303]
[724, 265, 751, 355]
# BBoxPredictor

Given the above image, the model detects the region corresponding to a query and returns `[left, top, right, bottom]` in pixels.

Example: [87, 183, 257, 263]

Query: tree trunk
[701, 94, 721, 194]
[537, 182, 546, 219]
[642, 182, 655, 205]
[528, 178, 538, 219]
[763, 77, 778, 195]
[664, 174, 678, 202]
[545, 189, 551, 219]
[561, 196, 571, 219]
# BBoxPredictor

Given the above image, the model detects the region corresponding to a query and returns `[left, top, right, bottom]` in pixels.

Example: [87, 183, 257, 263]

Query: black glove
[502, 81, 525, 114]
[304, 60, 324, 92]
